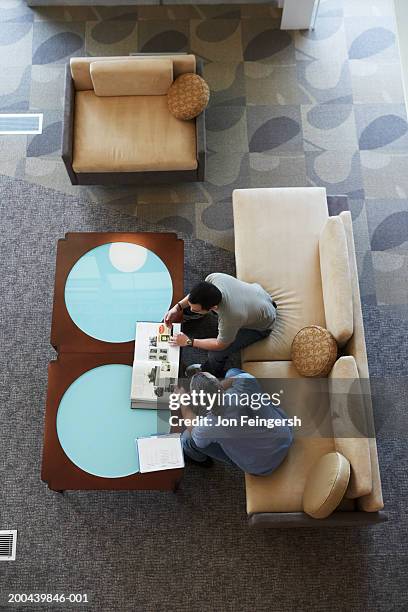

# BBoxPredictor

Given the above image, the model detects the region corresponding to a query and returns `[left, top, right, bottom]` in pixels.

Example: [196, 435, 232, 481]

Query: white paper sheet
[136, 434, 184, 473]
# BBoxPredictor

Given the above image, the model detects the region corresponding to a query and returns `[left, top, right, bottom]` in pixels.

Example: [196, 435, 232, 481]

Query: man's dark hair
[188, 281, 222, 310]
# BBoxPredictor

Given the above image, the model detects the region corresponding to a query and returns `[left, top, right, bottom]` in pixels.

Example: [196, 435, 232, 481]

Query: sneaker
[185, 363, 203, 377]
[184, 455, 214, 468]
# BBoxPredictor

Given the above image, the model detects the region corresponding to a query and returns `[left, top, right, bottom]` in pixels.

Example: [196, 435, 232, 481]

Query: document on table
[136, 434, 185, 473]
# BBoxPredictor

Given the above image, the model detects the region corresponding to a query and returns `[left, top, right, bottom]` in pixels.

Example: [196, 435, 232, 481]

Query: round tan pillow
[291, 325, 338, 377]
[303, 452, 350, 519]
[167, 73, 210, 120]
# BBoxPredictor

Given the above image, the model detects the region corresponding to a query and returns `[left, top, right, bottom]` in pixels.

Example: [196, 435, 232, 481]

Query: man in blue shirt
[181, 368, 293, 476]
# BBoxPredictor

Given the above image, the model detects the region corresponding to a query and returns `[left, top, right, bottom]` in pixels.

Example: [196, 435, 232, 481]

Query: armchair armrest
[61, 64, 78, 185]
[195, 57, 206, 181]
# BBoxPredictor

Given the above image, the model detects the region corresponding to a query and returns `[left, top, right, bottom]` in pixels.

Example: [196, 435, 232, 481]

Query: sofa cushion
[319, 216, 353, 346]
[303, 452, 350, 519]
[90, 59, 173, 97]
[291, 325, 337, 377]
[233, 188, 328, 361]
[168, 73, 209, 120]
[329, 356, 372, 499]
[243, 360, 334, 513]
[242, 360, 332, 435]
[71, 55, 196, 91]
[246, 436, 335, 514]
[72, 91, 197, 173]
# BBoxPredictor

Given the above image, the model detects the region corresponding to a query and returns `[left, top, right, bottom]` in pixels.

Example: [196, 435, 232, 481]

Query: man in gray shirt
[166, 273, 276, 377]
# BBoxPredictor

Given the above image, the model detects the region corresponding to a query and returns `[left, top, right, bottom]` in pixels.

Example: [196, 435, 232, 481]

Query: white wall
[281, 0, 318, 30]
[394, 0, 408, 111]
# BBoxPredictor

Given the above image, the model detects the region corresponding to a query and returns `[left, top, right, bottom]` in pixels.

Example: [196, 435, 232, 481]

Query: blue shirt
[191, 369, 293, 475]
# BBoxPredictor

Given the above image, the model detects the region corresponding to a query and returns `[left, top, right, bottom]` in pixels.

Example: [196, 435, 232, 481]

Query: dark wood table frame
[42, 232, 184, 492]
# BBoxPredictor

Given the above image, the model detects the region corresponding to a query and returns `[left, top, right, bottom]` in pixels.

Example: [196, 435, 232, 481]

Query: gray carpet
[0, 175, 407, 612]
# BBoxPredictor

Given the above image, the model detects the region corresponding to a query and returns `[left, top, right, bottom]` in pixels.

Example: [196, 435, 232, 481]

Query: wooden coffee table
[41, 232, 184, 492]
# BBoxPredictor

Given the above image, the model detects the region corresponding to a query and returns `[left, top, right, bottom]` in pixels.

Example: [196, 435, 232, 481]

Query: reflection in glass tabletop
[64, 242, 173, 343]
[56, 364, 171, 478]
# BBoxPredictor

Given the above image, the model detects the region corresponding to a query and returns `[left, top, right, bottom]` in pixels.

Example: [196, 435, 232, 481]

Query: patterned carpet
[0, 1, 408, 611]
[1, 0, 407, 258]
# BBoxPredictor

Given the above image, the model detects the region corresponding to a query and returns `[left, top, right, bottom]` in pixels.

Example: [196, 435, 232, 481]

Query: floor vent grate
[0, 530, 17, 561]
[0, 114, 43, 135]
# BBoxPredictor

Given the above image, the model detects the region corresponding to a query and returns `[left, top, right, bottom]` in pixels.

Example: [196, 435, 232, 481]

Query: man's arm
[180, 405, 214, 449]
[164, 295, 190, 327]
[170, 334, 229, 351]
[189, 337, 229, 351]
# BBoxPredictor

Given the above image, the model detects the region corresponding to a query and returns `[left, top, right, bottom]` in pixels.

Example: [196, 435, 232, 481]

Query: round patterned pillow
[291, 325, 338, 377]
[167, 73, 210, 120]
[303, 452, 350, 519]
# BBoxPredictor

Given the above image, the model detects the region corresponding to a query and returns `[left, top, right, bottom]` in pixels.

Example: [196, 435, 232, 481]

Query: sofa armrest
[195, 57, 206, 181]
[61, 64, 78, 185]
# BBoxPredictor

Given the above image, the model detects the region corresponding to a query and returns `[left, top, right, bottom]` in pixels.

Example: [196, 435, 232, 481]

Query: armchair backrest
[70, 54, 197, 91]
[90, 59, 173, 97]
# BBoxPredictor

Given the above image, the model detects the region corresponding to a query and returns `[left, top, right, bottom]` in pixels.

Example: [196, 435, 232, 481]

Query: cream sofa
[232, 187, 385, 527]
[62, 54, 206, 185]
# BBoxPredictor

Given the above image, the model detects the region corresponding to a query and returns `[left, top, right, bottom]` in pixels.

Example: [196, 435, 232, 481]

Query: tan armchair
[62, 54, 206, 185]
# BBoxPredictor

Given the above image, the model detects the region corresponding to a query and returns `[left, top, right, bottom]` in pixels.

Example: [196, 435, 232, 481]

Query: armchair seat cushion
[72, 91, 198, 173]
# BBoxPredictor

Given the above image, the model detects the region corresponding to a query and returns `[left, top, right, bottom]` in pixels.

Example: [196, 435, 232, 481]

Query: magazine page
[130, 359, 179, 405]
[134, 322, 181, 367]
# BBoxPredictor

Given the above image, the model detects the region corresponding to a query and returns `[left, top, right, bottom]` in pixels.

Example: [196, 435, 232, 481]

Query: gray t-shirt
[205, 273, 276, 345]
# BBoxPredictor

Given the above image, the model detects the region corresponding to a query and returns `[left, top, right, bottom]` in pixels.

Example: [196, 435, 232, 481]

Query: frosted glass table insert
[64, 242, 173, 343]
[56, 364, 171, 478]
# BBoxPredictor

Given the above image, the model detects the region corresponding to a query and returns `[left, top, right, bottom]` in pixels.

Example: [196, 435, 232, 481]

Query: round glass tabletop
[56, 364, 171, 478]
[64, 242, 173, 343]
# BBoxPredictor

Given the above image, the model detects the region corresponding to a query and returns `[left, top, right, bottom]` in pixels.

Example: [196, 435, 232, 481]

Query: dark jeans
[181, 430, 235, 465]
[201, 327, 272, 377]
[182, 305, 275, 377]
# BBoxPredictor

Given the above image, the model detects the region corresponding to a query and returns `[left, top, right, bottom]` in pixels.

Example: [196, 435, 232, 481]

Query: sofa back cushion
[329, 356, 372, 499]
[71, 55, 196, 91]
[90, 59, 173, 97]
[319, 216, 353, 346]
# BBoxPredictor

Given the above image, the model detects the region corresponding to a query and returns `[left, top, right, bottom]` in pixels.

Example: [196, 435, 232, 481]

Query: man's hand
[164, 305, 183, 328]
[221, 378, 234, 390]
[181, 403, 197, 431]
[169, 332, 190, 347]
[173, 384, 188, 395]
[180, 403, 195, 420]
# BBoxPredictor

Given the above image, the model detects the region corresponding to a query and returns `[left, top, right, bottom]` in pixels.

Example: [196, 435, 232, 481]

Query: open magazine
[130, 322, 181, 410]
